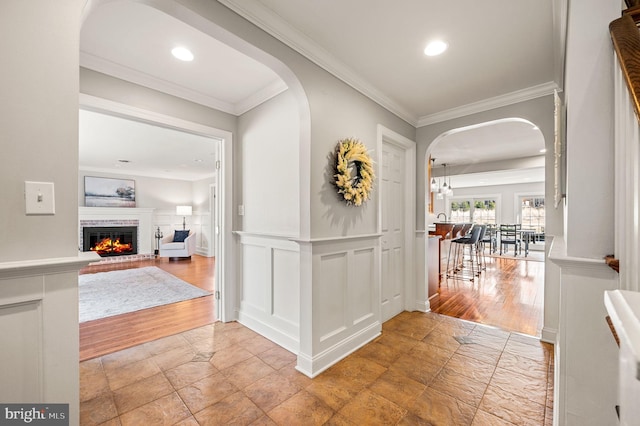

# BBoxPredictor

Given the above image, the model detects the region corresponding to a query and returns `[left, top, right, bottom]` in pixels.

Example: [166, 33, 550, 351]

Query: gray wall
[177, 0, 416, 241]
[1, 1, 81, 262]
[78, 170, 212, 211]
[238, 90, 300, 236]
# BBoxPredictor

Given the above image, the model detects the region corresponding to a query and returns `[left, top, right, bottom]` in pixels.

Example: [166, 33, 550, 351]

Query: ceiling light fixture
[171, 46, 194, 62]
[424, 40, 448, 56]
[539, 148, 547, 153]
[430, 158, 438, 191]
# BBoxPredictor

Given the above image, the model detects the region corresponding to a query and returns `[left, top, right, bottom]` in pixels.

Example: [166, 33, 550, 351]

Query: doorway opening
[425, 118, 546, 337]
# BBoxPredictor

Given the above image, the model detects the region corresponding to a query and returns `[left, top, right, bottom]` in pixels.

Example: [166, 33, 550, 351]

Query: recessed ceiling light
[539, 148, 547, 153]
[171, 47, 194, 62]
[424, 40, 448, 56]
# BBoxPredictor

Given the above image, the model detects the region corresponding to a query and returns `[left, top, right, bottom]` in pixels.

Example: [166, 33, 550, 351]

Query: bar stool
[446, 225, 483, 281]
[475, 224, 488, 271]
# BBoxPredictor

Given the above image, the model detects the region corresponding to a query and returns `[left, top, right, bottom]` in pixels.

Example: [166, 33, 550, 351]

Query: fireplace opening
[83, 226, 137, 257]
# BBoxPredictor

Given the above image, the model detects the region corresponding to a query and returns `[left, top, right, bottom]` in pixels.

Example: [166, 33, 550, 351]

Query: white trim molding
[0, 253, 98, 425]
[234, 232, 301, 354]
[548, 236, 619, 426]
[296, 234, 382, 377]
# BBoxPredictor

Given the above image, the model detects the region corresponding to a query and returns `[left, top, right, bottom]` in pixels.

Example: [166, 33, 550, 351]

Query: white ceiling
[79, 0, 558, 183]
[79, 110, 219, 181]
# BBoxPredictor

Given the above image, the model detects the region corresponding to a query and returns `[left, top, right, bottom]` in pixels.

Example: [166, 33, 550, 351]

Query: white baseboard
[541, 327, 557, 344]
[295, 321, 381, 378]
[236, 310, 299, 355]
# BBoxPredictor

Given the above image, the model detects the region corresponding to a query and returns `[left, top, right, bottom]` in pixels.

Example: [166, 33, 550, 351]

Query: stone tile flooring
[80, 311, 554, 425]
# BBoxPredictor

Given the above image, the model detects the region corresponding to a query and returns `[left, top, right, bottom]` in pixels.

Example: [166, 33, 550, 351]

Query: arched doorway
[424, 118, 547, 336]
[80, 0, 312, 341]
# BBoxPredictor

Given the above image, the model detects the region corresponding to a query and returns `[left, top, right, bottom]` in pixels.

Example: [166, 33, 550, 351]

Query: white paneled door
[381, 141, 405, 322]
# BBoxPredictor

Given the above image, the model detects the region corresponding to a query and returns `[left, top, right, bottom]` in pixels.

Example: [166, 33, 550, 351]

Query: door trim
[79, 93, 232, 322]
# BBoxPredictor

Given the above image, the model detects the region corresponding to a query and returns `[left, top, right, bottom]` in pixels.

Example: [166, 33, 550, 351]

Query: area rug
[79, 266, 211, 322]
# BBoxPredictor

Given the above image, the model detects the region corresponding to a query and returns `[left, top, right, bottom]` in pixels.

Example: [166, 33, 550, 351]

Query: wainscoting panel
[301, 235, 381, 376]
[0, 253, 97, 426]
[241, 244, 269, 312]
[236, 233, 300, 353]
[272, 248, 300, 326]
[0, 291, 42, 402]
[414, 231, 429, 312]
[317, 252, 348, 341]
[350, 248, 375, 325]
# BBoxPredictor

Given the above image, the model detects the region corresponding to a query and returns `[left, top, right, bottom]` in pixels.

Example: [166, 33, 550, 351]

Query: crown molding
[235, 79, 289, 115]
[218, 0, 417, 126]
[81, 51, 285, 116]
[416, 81, 560, 127]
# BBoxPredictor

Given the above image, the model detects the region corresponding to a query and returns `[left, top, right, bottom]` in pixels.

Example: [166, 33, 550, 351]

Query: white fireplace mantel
[79, 207, 155, 254]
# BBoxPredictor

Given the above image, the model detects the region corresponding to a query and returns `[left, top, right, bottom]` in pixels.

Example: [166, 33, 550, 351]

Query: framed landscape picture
[84, 176, 136, 207]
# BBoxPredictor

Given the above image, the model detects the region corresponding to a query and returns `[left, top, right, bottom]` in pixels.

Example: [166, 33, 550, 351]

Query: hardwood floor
[79, 255, 216, 361]
[429, 252, 545, 337]
[79, 250, 544, 361]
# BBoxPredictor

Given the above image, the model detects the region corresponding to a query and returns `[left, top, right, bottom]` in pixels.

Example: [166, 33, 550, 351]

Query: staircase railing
[609, 7, 640, 291]
[610, 10, 640, 120]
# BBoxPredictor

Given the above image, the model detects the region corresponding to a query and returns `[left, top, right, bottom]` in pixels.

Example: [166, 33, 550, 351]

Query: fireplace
[83, 226, 138, 257]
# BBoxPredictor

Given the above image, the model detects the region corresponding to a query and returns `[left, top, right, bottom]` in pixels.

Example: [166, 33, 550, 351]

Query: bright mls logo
[1, 404, 68, 425]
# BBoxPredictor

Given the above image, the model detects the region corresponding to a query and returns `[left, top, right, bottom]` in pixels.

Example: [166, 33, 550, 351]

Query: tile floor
[80, 311, 554, 425]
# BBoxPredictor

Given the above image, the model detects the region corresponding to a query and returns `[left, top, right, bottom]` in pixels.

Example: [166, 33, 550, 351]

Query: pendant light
[430, 158, 438, 191]
[441, 163, 449, 195]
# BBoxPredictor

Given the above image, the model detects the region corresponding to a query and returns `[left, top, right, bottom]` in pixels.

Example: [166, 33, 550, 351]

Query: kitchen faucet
[437, 212, 448, 222]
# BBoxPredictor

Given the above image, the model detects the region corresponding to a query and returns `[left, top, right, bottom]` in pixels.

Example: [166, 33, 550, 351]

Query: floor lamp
[176, 205, 192, 230]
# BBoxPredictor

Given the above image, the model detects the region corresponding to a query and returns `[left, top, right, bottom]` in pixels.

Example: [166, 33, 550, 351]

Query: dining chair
[481, 223, 497, 254]
[499, 224, 521, 255]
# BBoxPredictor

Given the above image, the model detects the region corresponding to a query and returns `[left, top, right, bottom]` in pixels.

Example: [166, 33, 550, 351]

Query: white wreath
[333, 138, 375, 206]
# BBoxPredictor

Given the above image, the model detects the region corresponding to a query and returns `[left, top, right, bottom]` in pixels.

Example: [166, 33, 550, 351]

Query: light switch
[25, 181, 55, 215]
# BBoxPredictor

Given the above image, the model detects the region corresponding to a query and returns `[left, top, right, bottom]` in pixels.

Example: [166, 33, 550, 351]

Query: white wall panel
[241, 244, 269, 312]
[0, 254, 96, 425]
[0, 300, 42, 402]
[236, 233, 300, 353]
[351, 248, 374, 324]
[299, 235, 381, 377]
[272, 249, 300, 325]
[317, 253, 348, 341]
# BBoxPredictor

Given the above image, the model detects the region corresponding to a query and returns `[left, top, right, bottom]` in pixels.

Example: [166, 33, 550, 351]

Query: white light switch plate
[25, 181, 55, 215]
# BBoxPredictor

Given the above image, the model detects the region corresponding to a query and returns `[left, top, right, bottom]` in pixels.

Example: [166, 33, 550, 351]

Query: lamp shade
[176, 205, 192, 216]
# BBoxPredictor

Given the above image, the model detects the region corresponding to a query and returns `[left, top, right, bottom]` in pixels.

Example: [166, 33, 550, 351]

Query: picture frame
[84, 176, 136, 207]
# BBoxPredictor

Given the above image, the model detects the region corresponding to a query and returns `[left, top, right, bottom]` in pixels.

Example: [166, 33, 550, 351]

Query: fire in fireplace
[83, 226, 137, 257]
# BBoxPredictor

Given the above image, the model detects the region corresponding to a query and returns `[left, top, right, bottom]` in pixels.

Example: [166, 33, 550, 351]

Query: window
[472, 199, 497, 224]
[520, 196, 545, 232]
[450, 198, 497, 224]
[450, 200, 471, 222]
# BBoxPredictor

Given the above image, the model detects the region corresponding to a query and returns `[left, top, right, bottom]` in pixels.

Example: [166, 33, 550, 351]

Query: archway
[424, 117, 547, 336]
[80, 0, 312, 335]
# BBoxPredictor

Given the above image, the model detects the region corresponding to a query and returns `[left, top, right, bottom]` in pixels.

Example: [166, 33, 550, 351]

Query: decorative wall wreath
[333, 138, 375, 206]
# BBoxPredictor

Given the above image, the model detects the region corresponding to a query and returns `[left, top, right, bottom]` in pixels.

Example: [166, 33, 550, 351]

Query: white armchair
[159, 230, 196, 259]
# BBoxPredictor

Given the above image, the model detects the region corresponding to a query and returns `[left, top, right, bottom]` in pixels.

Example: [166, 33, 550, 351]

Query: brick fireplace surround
[78, 207, 155, 263]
